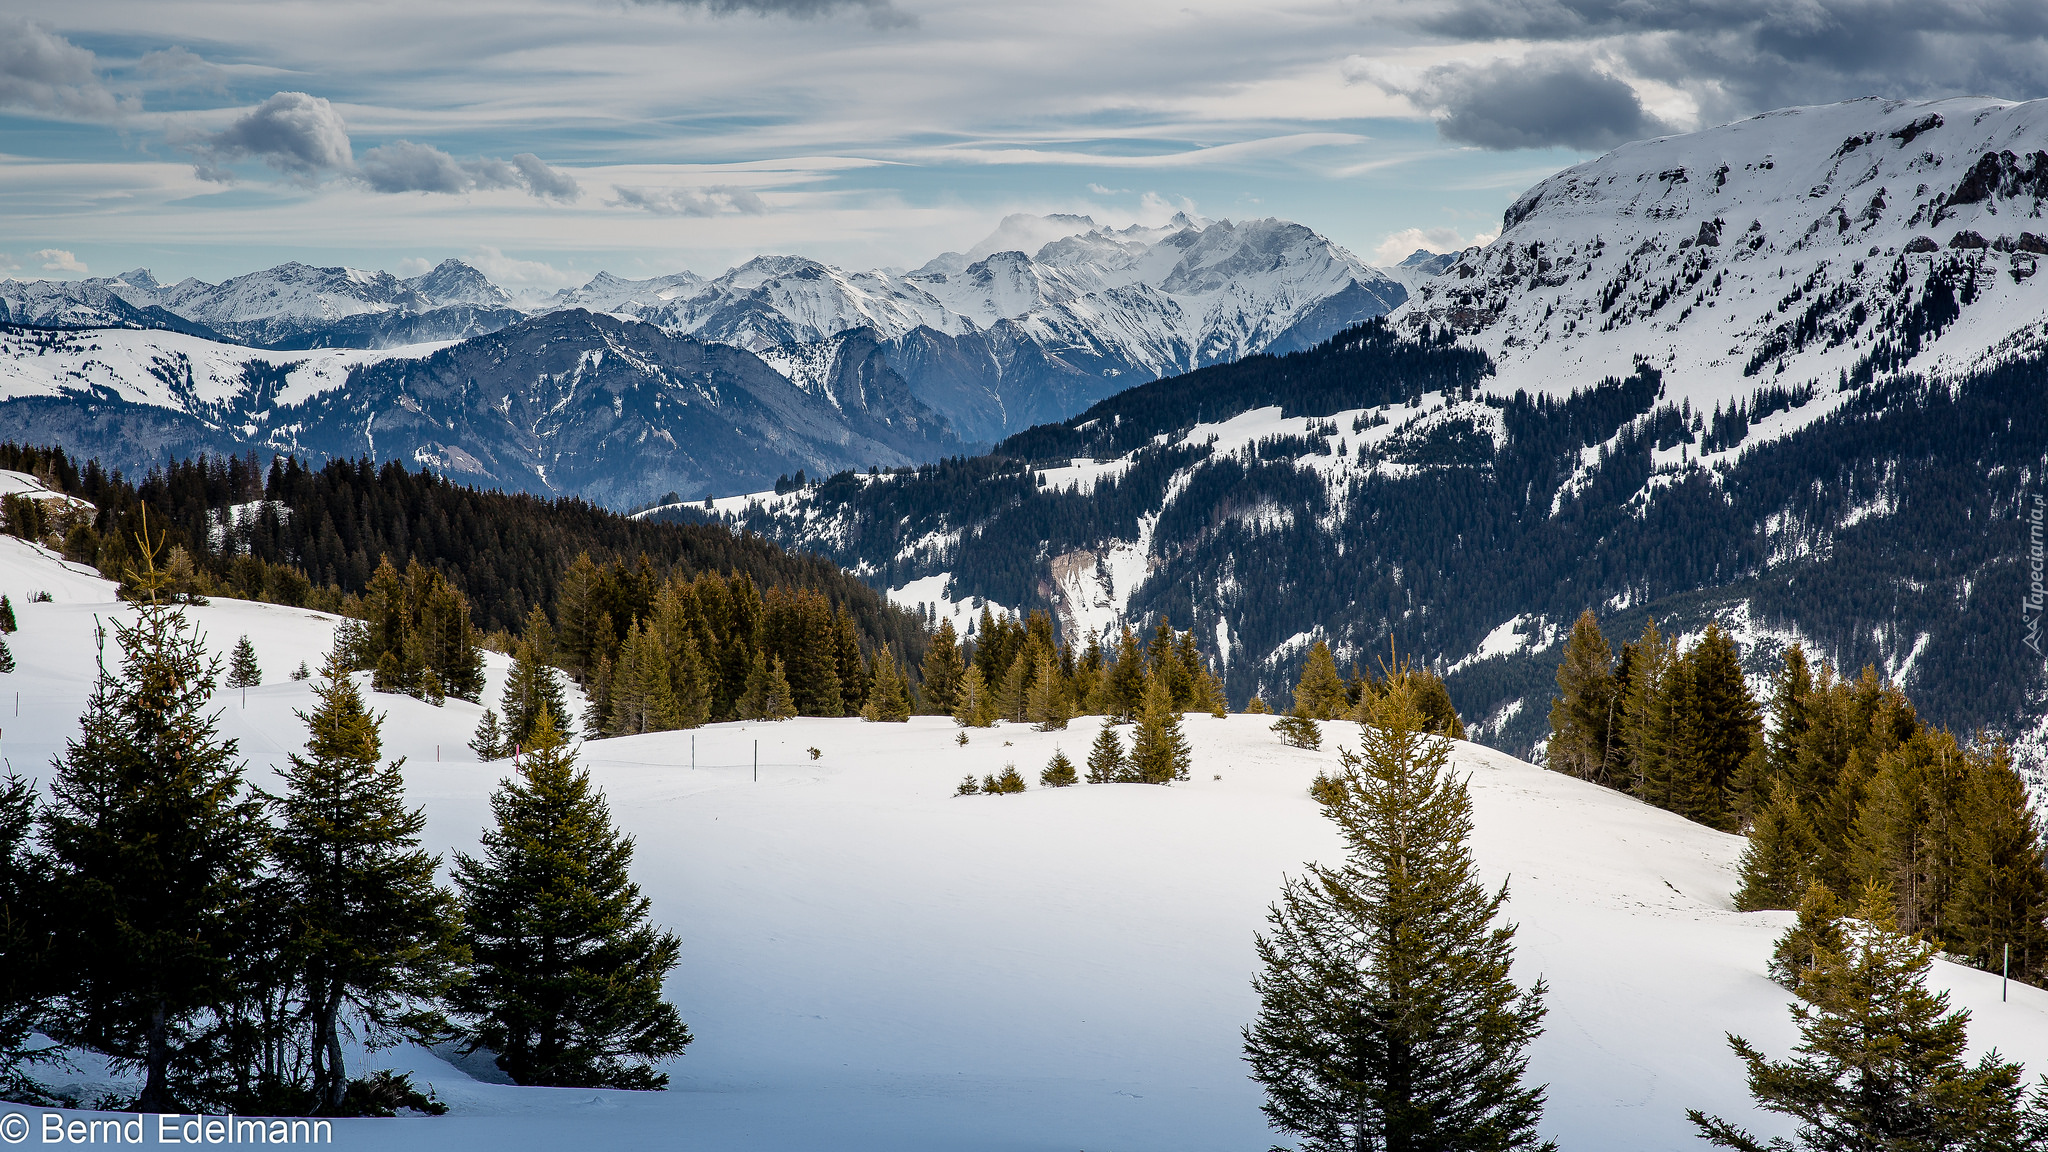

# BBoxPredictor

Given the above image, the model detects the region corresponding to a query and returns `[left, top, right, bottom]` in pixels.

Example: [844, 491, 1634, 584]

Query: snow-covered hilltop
[3, 534, 2043, 1150]
[1400, 96, 2048, 407]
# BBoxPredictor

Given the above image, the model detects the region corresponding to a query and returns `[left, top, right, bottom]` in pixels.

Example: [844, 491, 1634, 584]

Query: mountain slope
[7, 533, 2048, 1150]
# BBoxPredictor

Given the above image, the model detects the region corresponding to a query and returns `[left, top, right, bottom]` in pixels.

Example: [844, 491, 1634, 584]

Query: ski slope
[2, 535, 2045, 1150]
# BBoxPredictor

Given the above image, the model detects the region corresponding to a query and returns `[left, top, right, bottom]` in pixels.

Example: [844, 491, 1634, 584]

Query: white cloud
[396, 256, 435, 276]
[609, 184, 768, 216]
[0, 18, 127, 119]
[185, 91, 354, 183]
[32, 248, 87, 274]
[1372, 226, 1494, 265]
[462, 246, 577, 290]
[1137, 191, 1199, 223]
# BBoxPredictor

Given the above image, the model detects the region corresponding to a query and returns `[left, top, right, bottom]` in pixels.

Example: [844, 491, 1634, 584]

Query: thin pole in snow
[692, 734, 696, 770]
[242, 686, 246, 709]
[2004, 944, 2010, 1002]
[753, 740, 758, 782]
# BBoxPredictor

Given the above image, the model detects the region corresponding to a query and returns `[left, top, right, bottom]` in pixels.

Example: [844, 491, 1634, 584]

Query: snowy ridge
[0, 327, 436, 413]
[1398, 96, 2048, 416]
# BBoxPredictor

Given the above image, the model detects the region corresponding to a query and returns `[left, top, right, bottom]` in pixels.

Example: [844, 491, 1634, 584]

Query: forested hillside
[0, 444, 926, 653]
[705, 317, 2047, 757]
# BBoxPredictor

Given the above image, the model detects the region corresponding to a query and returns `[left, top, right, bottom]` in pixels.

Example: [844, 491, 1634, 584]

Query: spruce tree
[1027, 656, 1070, 731]
[470, 709, 508, 761]
[1675, 624, 1759, 831]
[1736, 779, 1820, 911]
[985, 764, 1026, 794]
[0, 636, 13, 675]
[1244, 684, 1553, 1152]
[1105, 625, 1148, 722]
[0, 771, 54, 1102]
[268, 650, 465, 1112]
[996, 648, 1032, 724]
[1293, 642, 1349, 720]
[1086, 722, 1127, 783]
[1129, 677, 1192, 784]
[1245, 695, 1272, 715]
[0, 594, 15, 633]
[861, 644, 912, 722]
[738, 654, 796, 722]
[1943, 742, 2048, 984]
[227, 635, 262, 689]
[499, 637, 568, 749]
[1767, 881, 1847, 990]
[920, 620, 964, 715]
[1692, 883, 2032, 1151]
[451, 708, 691, 1089]
[1272, 713, 1322, 750]
[951, 663, 996, 728]
[1545, 609, 1616, 784]
[1040, 750, 1078, 788]
[292, 661, 311, 681]
[40, 539, 268, 1112]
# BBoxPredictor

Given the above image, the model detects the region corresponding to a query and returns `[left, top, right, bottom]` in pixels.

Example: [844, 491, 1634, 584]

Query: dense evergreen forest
[1545, 609, 2048, 988]
[710, 318, 2048, 755]
[0, 445, 926, 658]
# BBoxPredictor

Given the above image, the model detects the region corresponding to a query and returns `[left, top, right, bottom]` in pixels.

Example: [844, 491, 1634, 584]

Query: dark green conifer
[0, 771, 54, 1102]
[1245, 684, 1553, 1152]
[1040, 751, 1078, 788]
[499, 637, 568, 749]
[1546, 610, 1616, 784]
[1086, 722, 1127, 783]
[1736, 780, 1819, 911]
[1104, 625, 1148, 723]
[1767, 881, 1847, 990]
[920, 619, 964, 715]
[469, 709, 508, 762]
[1943, 742, 2048, 984]
[1272, 713, 1322, 750]
[0, 594, 15, 632]
[451, 708, 691, 1089]
[985, 764, 1026, 794]
[951, 663, 996, 728]
[268, 650, 464, 1111]
[1292, 641, 1349, 720]
[1130, 677, 1192, 784]
[1693, 883, 2032, 1151]
[861, 644, 912, 722]
[1027, 656, 1069, 731]
[0, 636, 13, 675]
[39, 534, 268, 1112]
[227, 635, 262, 689]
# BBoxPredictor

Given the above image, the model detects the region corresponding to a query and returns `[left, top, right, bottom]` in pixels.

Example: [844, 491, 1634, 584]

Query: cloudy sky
[3, 0, 2045, 289]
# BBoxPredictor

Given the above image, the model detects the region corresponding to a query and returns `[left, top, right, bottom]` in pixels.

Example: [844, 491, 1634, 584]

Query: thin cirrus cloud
[180, 91, 580, 202]
[642, 0, 915, 31]
[609, 184, 768, 216]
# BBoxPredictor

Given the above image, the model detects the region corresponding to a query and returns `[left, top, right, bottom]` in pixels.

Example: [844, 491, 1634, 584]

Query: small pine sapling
[808, 747, 821, 761]
[955, 731, 970, 747]
[956, 775, 982, 796]
[1041, 750, 1078, 787]
[0, 595, 15, 632]
[985, 765, 1027, 794]
[0, 635, 12, 675]
[1272, 712, 1322, 750]
[1244, 695, 1272, 715]
[226, 635, 262, 689]
[1086, 722, 1127, 783]
[292, 660, 312, 681]
[469, 709, 508, 762]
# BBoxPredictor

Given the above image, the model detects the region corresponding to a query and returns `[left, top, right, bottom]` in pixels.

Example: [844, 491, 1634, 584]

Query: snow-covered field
[3, 534, 2046, 1150]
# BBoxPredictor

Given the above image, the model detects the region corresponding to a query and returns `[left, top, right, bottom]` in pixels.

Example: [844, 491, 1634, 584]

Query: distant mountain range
[0, 215, 1408, 504]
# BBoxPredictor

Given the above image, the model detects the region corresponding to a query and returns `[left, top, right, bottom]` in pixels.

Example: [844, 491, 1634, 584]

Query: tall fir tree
[920, 619, 964, 715]
[1735, 779, 1820, 912]
[1104, 625, 1149, 723]
[951, 663, 996, 728]
[39, 532, 268, 1112]
[1244, 684, 1553, 1152]
[1545, 610, 1617, 785]
[227, 636, 262, 689]
[1292, 642, 1350, 720]
[499, 637, 568, 750]
[268, 649, 465, 1112]
[1129, 676, 1192, 784]
[1086, 721, 1127, 784]
[470, 709, 508, 762]
[1027, 656, 1070, 731]
[1692, 883, 2035, 1151]
[1942, 741, 2048, 985]
[861, 645, 912, 722]
[451, 708, 692, 1089]
[0, 771, 54, 1102]
[1040, 750, 1078, 788]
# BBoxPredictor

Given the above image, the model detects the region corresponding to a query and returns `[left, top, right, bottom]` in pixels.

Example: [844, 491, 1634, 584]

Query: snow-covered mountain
[1399, 96, 2048, 407]
[702, 97, 2048, 758]
[0, 215, 1405, 445]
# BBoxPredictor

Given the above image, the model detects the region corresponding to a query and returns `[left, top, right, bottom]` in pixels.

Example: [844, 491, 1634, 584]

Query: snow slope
[1399, 96, 2048, 420]
[0, 327, 437, 412]
[4, 535, 2047, 1151]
